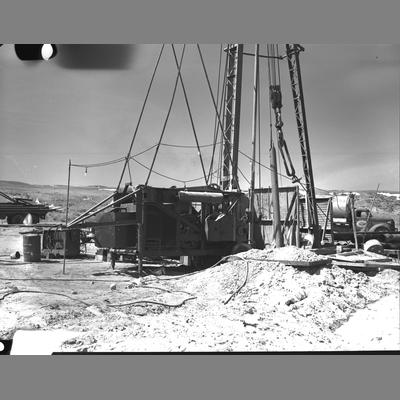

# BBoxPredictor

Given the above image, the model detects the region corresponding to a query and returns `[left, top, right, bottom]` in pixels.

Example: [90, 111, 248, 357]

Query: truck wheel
[368, 223, 391, 233]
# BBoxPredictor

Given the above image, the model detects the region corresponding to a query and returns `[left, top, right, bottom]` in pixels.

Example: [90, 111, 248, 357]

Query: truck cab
[354, 207, 396, 233]
[332, 194, 396, 242]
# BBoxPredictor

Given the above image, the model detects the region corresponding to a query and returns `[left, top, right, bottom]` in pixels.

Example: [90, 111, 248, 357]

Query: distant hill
[0, 180, 113, 191]
[0, 180, 33, 188]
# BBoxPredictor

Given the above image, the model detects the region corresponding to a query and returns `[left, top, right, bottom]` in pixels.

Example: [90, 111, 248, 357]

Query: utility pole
[249, 44, 259, 245]
[62, 159, 71, 274]
[286, 44, 321, 247]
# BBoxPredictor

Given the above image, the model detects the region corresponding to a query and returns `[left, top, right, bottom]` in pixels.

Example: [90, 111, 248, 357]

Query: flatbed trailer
[0, 190, 59, 224]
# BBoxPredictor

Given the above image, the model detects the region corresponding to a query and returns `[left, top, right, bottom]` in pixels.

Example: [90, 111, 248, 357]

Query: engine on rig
[93, 185, 261, 260]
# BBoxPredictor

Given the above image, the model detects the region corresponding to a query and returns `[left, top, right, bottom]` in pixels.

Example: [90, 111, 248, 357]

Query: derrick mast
[221, 44, 243, 190]
[286, 44, 321, 247]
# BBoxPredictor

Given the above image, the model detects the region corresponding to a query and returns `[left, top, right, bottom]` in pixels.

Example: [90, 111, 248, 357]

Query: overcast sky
[0, 44, 399, 192]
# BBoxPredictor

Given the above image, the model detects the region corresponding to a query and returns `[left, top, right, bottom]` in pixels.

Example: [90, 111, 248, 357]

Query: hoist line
[116, 44, 165, 191]
[70, 142, 219, 170]
[297, 180, 329, 220]
[256, 68, 262, 212]
[145, 45, 186, 186]
[267, 45, 274, 151]
[267, 43, 298, 183]
[126, 157, 133, 183]
[161, 142, 220, 149]
[239, 149, 291, 181]
[71, 157, 125, 168]
[132, 157, 221, 185]
[171, 44, 208, 186]
[276, 44, 282, 87]
[71, 144, 158, 169]
[273, 44, 284, 187]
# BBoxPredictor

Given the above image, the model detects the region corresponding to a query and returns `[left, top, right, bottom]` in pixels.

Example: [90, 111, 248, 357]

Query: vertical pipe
[270, 145, 283, 247]
[295, 186, 300, 247]
[249, 44, 259, 245]
[296, 186, 300, 247]
[350, 194, 359, 250]
[62, 159, 71, 274]
[137, 222, 143, 275]
[137, 188, 145, 275]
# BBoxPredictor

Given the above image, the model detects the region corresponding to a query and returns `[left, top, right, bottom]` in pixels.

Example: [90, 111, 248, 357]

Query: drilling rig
[66, 44, 323, 270]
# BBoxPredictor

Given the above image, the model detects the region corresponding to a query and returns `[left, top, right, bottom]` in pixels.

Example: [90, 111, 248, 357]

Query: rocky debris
[238, 246, 327, 262]
[126, 280, 139, 289]
[86, 305, 103, 316]
[7, 285, 19, 293]
[1, 245, 398, 352]
[285, 288, 308, 306]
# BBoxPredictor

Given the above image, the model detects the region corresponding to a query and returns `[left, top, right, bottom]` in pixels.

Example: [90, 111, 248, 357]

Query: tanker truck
[332, 193, 397, 243]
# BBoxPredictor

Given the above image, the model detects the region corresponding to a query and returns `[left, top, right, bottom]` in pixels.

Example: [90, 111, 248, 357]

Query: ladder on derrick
[286, 44, 321, 247]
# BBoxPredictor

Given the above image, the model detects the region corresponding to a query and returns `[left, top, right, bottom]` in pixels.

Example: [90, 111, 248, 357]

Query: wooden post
[270, 144, 283, 247]
[321, 198, 332, 244]
[281, 190, 297, 245]
[137, 222, 143, 275]
[62, 159, 71, 274]
[350, 194, 359, 250]
[295, 186, 301, 247]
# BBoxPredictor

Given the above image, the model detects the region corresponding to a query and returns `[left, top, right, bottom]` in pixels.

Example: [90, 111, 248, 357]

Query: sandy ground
[0, 227, 399, 353]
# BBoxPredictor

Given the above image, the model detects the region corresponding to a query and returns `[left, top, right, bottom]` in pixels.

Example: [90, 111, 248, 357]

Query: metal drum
[332, 195, 351, 219]
[23, 234, 41, 262]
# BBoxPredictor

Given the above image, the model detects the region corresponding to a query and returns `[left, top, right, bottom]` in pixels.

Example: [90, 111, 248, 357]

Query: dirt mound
[1, 246, 398, 352]
[238, 246, 327, 262]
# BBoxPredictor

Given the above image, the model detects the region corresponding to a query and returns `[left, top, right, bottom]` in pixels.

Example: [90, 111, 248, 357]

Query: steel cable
[145, 45, 185, 186]
[171, 44, 208, 185]
[117, 44, 165, 190]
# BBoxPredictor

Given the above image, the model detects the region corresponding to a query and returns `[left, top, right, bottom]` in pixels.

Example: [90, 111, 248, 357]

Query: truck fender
[368, 223, 391, 233]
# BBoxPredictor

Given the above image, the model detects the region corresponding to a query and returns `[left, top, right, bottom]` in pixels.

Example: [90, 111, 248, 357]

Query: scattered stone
[242, 315, 259, 327]
[239, 246, 327, 263]
[133, 307, 147, 316]
[86, 306, 103, 316]
[71, 290, 78, 295]
[285, 289, 307, 306]
[110, 283, 117, 291]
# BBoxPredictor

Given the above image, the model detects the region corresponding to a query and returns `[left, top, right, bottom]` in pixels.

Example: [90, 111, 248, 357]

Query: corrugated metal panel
[299, 197, 331, 227]
[299, 196, 333, 242]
